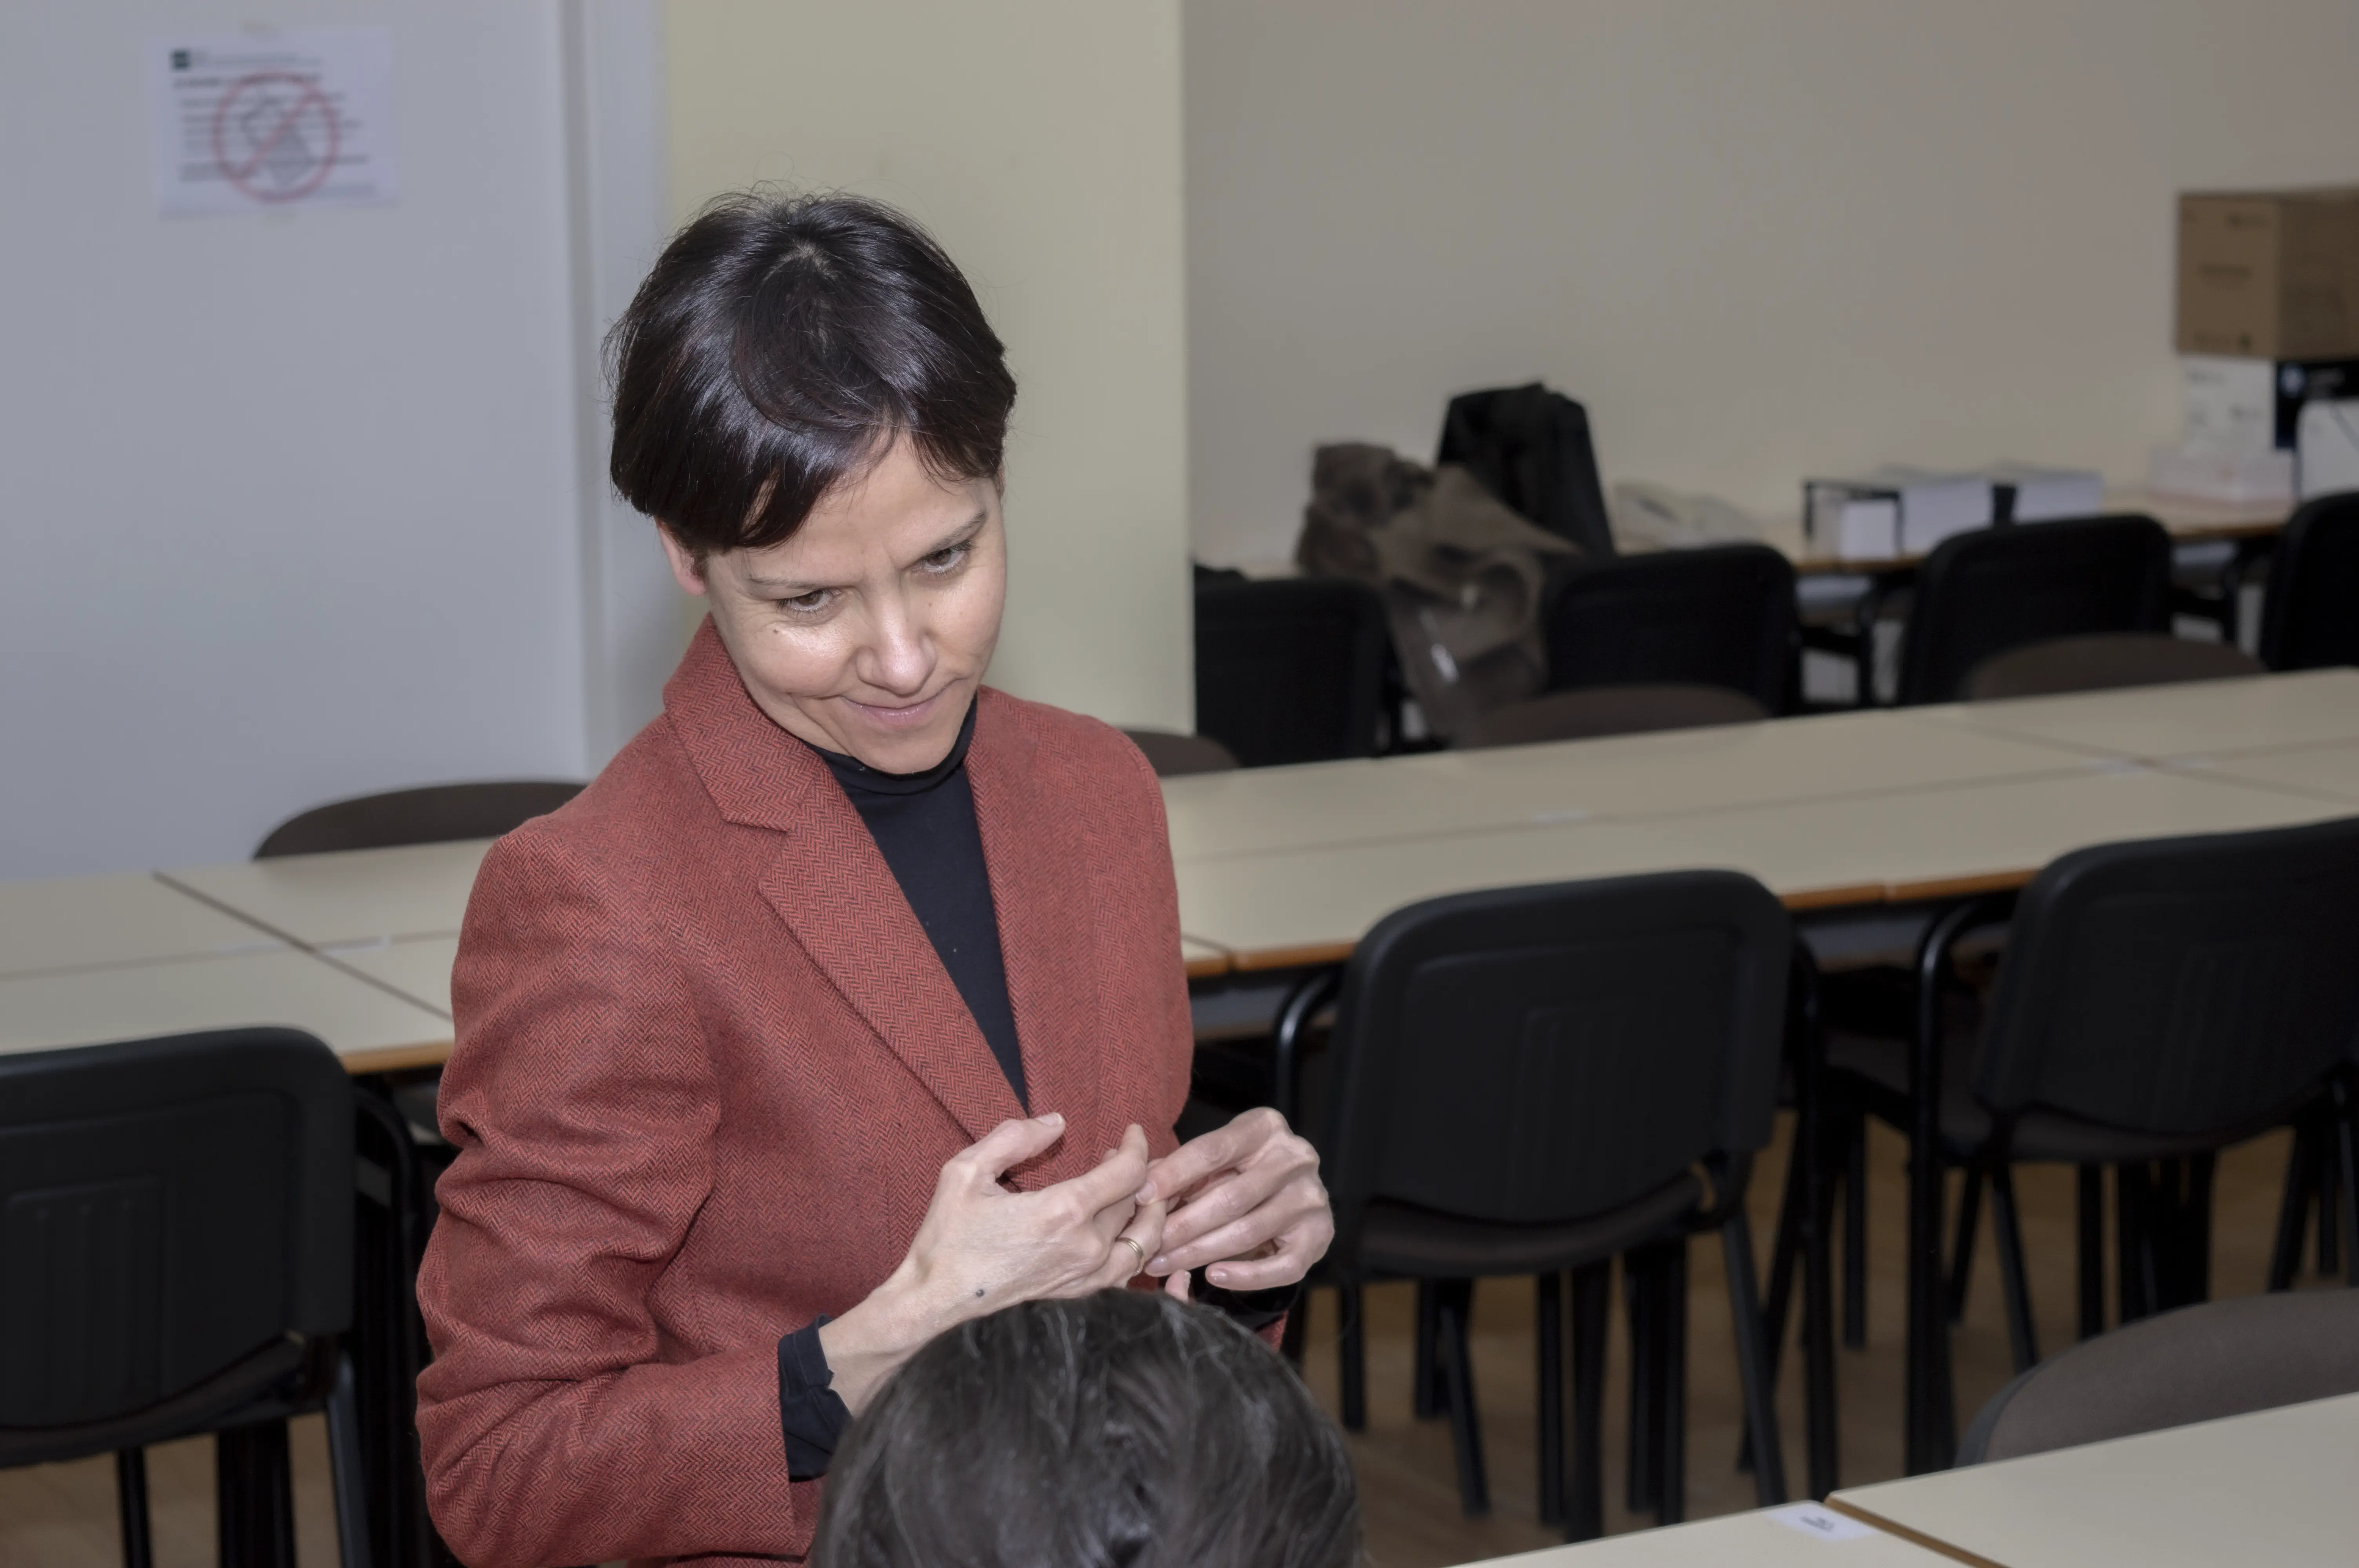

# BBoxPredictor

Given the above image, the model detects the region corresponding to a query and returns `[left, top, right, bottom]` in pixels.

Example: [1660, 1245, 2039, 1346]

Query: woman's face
[661, 435, 1007, 774]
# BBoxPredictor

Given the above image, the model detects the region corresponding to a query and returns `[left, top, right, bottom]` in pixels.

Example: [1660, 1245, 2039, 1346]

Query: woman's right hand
[819, 1114, 1163, 1412]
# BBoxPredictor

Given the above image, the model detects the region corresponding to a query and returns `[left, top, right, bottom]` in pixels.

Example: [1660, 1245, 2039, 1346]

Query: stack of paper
[1986, 463, 2105, 523]
[1804, 468, 1994, 559]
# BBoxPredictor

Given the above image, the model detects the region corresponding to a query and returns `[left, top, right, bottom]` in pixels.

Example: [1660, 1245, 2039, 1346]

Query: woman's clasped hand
[818, 1114, 1168, 1410]
[1140, 1106, 1334, 1298]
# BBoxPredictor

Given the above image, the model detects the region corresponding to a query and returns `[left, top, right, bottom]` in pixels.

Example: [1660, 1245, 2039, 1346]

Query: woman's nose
[856, 596, 935, 697]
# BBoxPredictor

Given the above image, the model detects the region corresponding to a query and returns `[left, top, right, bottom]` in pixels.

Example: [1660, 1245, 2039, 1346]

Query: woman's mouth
[842, 690, 945, 728]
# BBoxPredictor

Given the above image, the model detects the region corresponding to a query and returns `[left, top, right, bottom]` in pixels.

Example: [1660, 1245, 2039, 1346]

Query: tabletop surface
[1173, 762, 2350, 964]
[161, 837, 493, 947]
[0, 871, 287, 980]
[1466, 1503, 1954, 1567]
[1919, 667, 2359, 762]
[1756, 489, 2287, 575]
[1831, 1391, 2359, 1568]
[2184, 735, 2359, 803]
[0, 947, 454, 1063]
[326, 933, 460, 1019]
[1161, 708, 2094, 865]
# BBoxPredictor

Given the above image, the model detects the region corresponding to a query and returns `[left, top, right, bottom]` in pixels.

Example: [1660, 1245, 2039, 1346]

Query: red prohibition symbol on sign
[210, 71, 340, 203]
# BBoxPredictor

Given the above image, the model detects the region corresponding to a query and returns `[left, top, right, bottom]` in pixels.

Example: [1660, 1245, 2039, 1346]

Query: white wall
[0, 1, 671, 882]
[1185, 0, 2359, 566]
[664, 0, 1194, 732]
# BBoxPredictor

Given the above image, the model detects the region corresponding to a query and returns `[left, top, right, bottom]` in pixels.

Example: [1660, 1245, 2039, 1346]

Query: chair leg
[1412, 1280, 1444, 1420]
[2335, 1080, 2359, 1289]
[1721, 1216, 1788, 1508]
[2077, 1165, 2106, 1338]
[2270, 1122, 2315, 1292]
[113, 1450, 152, 1568]
[217, 1419, 296, 1568]
[1567, 1261, 1610, 1542]
[2319, 1142, 2341, 1277]
[1624, 1254, 1659, 1515]
[1761, 1136, 1806, 1377]
[1945, 1164, 1984, 1324]
[1842, 1111, 1869, 1349]
[1656, 1243, 1689, 1527]
[2116, 1163, 2154, 1326]
[1987, 1164, 2040, 1374]
[1536, 1272, 1566, 1527]
[325, 1350, 375, 1568]
[1434, 1279, 1489, 1517]
[1337, 1282, 1367, 1431]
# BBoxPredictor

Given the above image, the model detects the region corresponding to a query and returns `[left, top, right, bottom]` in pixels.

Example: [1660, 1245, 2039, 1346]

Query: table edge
[1824, 1498, 2004, 1568]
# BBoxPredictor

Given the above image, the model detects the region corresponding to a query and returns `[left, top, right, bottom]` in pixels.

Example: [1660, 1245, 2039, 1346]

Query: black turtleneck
[809, 697, 1026, 1107]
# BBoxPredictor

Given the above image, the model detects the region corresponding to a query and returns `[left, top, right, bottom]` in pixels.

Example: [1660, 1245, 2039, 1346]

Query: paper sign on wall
[148, 29, 400, 217]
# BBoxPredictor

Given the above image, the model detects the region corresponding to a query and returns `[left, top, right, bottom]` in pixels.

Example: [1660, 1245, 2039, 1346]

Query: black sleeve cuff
[778, 1317, 853, 1481]
[1190, 1277, 1302, 1333]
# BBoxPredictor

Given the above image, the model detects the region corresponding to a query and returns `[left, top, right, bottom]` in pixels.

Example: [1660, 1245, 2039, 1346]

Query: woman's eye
[781, 588, 834, 612]
[921, 543, 970, 573]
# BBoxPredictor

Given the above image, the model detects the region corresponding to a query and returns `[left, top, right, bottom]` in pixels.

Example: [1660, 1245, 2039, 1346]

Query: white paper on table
[148, 29, 400, 217]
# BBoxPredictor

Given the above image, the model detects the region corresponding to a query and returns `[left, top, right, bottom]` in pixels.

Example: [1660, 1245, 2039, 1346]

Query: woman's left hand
[1136, 1107, 1332, 1294]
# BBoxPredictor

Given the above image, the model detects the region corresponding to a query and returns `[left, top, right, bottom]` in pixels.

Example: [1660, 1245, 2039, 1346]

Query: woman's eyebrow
[918, 510, 989, 557]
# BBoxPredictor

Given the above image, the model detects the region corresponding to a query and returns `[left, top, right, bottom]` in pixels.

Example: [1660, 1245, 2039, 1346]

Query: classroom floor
[0, 1117, 2319, 1568]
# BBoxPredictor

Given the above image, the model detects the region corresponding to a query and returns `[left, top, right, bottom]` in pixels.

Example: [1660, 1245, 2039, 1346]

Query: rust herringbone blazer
[414, 624, 1194, 1568]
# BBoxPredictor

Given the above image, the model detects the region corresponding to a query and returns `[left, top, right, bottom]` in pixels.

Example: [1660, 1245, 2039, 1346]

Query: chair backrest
[2257, 491, 2359, 671]
[1974, 817, 2359, 1138]
[1194, 577, 1390, 767]
[1960, 1290, 2359, 1465]
[1454, 684, 1767, 750]
[1317, 872, 1789, 1273]
[0, 1029, 352, 1435]
[1436, 383, 1616, 558]
[1120, 728, 1239, 777]
[1896, 515, 2173, 706]
[1541, 544, 1798, 711]
[256, 780, 585, 858]
[1962, 632, 2263, 702]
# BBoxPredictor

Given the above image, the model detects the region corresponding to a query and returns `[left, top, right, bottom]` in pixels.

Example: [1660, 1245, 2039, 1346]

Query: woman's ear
[657, 527, 710, 597]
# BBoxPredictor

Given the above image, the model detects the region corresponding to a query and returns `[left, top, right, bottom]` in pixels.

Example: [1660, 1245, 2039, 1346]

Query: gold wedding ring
[1115, 1234, 1148, 1272]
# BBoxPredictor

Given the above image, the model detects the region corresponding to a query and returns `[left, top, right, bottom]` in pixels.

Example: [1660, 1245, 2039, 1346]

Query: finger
[1045, 1122, 1154, 1216]
[1164, 1269, 1191, 1302]
[1151, 1177, 1326, 1277]
[1153, 1162, 1288, 1260]
[1090, 1198, 1167, 1289]
[952, 1113, 1068, 1187]
[1138, 1107, 1281, 1204]
[1199, 1243, 1314, 1292]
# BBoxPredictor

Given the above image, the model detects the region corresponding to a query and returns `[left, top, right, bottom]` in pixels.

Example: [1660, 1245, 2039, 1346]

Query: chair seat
[1357, 1172, 1705, 1278]
[1828, 1033, 2277, 1165]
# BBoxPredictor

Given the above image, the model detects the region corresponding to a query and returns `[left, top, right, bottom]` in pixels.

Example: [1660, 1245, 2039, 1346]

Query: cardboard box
[2177, 187, 2359, 359]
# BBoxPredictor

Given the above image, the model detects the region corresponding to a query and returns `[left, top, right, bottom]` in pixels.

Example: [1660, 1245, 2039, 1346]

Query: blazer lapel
[967, 692, 1105, 1170]
[667, 623, 1023, 1144]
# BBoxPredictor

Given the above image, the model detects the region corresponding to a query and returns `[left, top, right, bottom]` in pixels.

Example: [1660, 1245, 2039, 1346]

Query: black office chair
[1894, 515, 2173, 706]
[1959, 1289, 2359, 1465]
[1194, 577, 1391, 767]
[0, 1029, 369, 1568]
[2257, 491, 2359, 671]
[1436, 383, 1617, 558]
[1541, 545, 1800, 712]
[1961, 632, 2263, 701]
[255, 780, 585, 858]
[1120, 728, 1239, 777]
[1318, 872, 1791, 1535]
[1805, 817, 2359, 1467]
[1455, 684, 1767, 749]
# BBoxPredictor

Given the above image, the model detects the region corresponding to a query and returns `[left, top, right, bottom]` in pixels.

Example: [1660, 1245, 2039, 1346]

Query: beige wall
[1185, 0, 2359, 566]
[665, 0, 1192, 729]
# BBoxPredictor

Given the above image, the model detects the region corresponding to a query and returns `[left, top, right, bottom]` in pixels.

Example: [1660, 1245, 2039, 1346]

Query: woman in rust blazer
[415, 194, 1333, 1568]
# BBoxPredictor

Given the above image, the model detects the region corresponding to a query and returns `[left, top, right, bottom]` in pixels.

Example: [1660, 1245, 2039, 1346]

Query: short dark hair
[605, 190, 1017, 557]
[811, 1291, 1360, 1568]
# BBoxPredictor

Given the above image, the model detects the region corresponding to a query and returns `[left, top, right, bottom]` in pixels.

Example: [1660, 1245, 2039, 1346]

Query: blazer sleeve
[414, 830, 805, 1567]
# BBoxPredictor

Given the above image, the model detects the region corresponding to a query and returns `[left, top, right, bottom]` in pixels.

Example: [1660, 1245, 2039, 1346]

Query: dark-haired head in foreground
[810, 1290, 1359, 1568]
